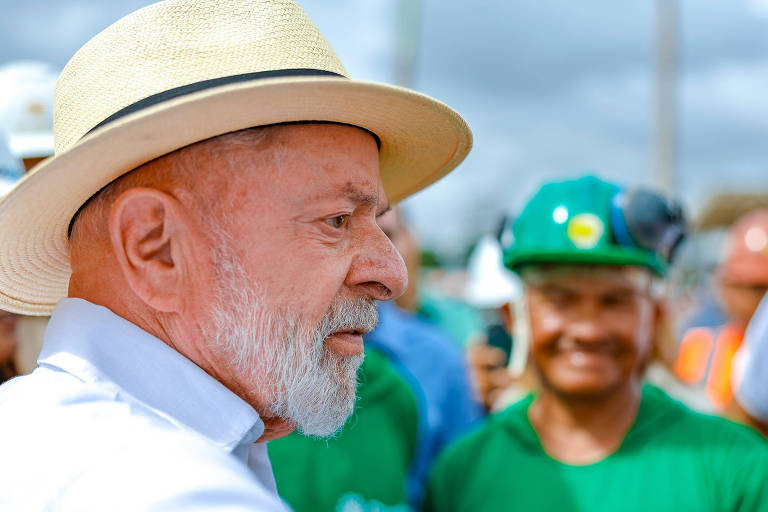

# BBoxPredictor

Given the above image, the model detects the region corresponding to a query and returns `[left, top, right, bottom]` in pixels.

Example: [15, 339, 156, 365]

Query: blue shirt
[0, 298, 289, 511]
[365, 301, 484, 503]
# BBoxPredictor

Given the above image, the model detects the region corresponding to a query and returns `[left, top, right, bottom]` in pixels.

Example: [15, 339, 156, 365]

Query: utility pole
[654, 0, 679, 195]
[394, 0, 422, 87]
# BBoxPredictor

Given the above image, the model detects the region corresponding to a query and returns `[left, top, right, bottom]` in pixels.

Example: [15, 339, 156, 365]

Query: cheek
[537, 313, 562, 335]
[721, 289, 756, 317]
[616, 306, 654, 362]
[739, 293, 763, 317]
[529, 305, 564, 352]
[262, 250, 352, 317]
[237, 228, 345, 294]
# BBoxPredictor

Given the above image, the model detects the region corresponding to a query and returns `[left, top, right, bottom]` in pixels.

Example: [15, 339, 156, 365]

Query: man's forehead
[194, 123, 384, 205]
[522, 264, 653, 292]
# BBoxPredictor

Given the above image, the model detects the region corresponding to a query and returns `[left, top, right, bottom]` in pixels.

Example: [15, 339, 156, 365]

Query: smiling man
[424, 176, 768, 512]
[0, 1, 471, 511]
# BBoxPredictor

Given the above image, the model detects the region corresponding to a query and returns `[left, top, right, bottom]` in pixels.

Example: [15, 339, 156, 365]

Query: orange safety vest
[674, 323, 745, 411]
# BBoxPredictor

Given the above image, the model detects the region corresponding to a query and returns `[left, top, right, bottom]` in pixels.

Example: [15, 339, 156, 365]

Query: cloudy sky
[1, 0, 766, 259]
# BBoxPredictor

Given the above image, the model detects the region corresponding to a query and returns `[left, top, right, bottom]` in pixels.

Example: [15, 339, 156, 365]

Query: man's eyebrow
[538, 283, 572, 293]
[342, 183, 388, 215]
[343, 183, 376, 204]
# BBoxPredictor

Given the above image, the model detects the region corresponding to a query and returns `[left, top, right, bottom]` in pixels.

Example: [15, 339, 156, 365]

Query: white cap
[0, 61, 58, 159]
[464, 234, 522, 309]
[0, 134, 24, 195]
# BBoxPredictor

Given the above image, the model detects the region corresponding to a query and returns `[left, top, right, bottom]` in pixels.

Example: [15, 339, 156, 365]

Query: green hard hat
[502, 175, 669, 276]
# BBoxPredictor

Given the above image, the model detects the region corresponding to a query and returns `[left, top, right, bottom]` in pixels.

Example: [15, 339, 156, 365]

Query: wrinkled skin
[69, 124, 408, 439]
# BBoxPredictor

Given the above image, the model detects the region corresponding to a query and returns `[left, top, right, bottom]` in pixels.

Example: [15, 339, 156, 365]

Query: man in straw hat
[0, 0, 471, 510]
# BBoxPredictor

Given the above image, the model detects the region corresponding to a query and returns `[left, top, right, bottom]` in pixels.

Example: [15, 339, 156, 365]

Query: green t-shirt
[424, 385, 768, 512]
[269, 348, 418, 512]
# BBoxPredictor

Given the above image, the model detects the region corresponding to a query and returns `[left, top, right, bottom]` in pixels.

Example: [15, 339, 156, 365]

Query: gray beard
[203, 240, 376, 437]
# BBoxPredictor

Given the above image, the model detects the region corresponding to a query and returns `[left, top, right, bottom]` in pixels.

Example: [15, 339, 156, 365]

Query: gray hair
[69, 125, 282, 243]
[518, 264, 666, 299]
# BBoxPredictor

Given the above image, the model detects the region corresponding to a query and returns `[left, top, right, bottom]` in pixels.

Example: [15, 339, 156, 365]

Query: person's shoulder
[359, 347, 418, 407]
[683, 404, 767, 447]
[53, 433, 286, 511]
[426, 398, 532, 510]
[434, 396, 532, 468]
[0, 369, 285, 510]
[644, 387, 768, 508]
[0, 364, 125, 431]
[643, 384, 767, 448]
[0, 368, 231, 499]
[0, 364, 167, 434]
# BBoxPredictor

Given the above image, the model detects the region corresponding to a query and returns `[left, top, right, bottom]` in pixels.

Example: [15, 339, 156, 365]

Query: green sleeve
[723, 431, 768, 511]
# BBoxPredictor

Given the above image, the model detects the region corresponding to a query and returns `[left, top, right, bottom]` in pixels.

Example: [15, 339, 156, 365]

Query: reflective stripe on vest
[674, 324, 745, 411]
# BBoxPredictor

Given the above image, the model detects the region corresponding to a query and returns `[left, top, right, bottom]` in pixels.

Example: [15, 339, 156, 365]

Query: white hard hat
[0, 135, 24, 195]
[465, 234, 522, 309]
[0, 61, 58, 159]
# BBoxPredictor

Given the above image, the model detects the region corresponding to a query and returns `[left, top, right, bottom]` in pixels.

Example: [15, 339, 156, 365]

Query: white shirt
[0, 298, 290, 511]
[733, 291, 768, 423]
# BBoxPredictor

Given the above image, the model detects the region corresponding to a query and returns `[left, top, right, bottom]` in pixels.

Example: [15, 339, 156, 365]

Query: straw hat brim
[0, 75, 472, 315]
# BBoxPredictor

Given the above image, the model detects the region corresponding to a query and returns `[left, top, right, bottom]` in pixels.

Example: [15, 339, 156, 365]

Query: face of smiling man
[523, 265, 657, 399]
[68, 123, 407, 439]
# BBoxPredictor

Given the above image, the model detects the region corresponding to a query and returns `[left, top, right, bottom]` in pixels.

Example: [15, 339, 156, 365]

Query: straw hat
[0, 0, 472, 315]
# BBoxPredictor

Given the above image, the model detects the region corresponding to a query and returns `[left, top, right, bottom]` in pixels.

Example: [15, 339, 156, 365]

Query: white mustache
[316, 298, 378, 342]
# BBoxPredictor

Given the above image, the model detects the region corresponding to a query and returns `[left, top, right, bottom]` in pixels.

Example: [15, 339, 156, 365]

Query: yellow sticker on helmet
[567, 213, 604, 249]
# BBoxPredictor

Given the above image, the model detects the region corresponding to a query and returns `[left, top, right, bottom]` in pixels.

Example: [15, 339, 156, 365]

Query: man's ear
[108, 187, 192, 313]
[498, 302, 515, 335]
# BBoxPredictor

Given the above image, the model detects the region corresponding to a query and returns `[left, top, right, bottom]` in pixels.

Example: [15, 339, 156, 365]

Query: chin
[285, 352, 363, 438]
[293, 391, 357, 438]
[546, 375, 623, 400]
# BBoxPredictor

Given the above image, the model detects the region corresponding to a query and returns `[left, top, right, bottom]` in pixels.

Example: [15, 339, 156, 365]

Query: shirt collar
[38, 298, 264, 452]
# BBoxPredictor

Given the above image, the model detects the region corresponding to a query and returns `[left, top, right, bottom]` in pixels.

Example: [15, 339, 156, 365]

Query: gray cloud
[1, 0, 766, 259]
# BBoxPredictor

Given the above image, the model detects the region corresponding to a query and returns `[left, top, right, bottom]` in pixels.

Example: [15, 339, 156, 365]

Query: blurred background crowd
[1, 0, 767, 511]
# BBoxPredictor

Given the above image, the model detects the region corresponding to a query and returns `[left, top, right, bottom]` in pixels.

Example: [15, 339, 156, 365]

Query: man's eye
[602, 293, 634, 309]
[327, 215, 350, 229]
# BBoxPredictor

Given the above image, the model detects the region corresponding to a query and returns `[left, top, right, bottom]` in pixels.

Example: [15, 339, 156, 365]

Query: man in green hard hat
[424, 175, 768, 512]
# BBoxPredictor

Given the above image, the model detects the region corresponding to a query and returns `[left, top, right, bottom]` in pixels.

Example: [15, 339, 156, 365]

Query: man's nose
[566, 319, 605, 344]
[346, 227, 408, 301]
[565, 303, 607, 344]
